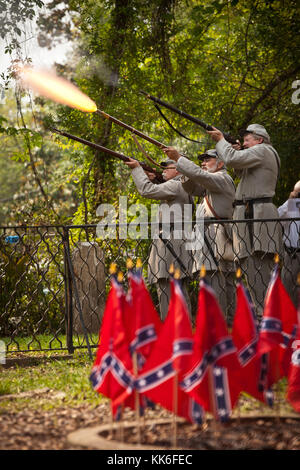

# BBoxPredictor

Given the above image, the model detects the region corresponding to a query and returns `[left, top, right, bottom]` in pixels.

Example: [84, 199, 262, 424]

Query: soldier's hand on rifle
[145, 171, 157, 181]
[124, 157, 140, 169]
[162, 146, 181, 161]
[232, 140, 242, 150]
[207, 127, 224, 142]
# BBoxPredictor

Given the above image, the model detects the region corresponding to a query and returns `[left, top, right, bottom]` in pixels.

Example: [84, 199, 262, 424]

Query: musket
[140, 90, 238, 146]
[50, 127, 165, 184]
[95, 109, 166, 149]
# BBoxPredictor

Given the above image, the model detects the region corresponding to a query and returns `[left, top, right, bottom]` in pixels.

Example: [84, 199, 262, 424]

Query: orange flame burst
[19, 66, 97, 113]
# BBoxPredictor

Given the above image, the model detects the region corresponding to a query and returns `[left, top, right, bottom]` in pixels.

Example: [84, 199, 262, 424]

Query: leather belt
[233, 197, 273, 207]
[284, 245, 300, 255]
[205, 217, 229, 220]
[233, 197, 273, 249]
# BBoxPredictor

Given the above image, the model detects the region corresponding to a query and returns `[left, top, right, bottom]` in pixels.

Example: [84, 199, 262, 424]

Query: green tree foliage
[0, 0, 299, 339]
[1, 0, 299, 225]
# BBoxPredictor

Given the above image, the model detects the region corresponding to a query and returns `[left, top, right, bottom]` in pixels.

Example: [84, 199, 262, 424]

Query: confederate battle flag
[122, 265, 162, 413]
[287, 287, 300, 413]
[125, 265, 162, 368]
[257, 264, 298, 380]
[232, 279, 274, 405]
[181, 277, 242, 422]
[90, 274, 134, 417]
[135, 277, 203, 424]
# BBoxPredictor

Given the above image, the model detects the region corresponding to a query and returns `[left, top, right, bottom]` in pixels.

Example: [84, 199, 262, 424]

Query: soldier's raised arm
[124, 158, 179, 200]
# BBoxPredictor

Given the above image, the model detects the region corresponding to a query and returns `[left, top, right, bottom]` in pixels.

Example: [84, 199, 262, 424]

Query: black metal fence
[0, 218, 299, 356]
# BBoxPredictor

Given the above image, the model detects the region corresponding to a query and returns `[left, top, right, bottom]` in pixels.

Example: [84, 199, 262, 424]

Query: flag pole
[118, 403, 125, 442]
[108, 263, 118, 441]
[127, 258, 142, 444]
[132, 351, 142, 444]
[117, 270, 126, 443]
[235, 268, 242, 425]
[200, 265, 219, 430]
[274, 254, 282, 423]
[208, 366, 218, 425]
[136, 257, 147, 432]
[109, 401, 115, 440]
[173, 371, 179, 448]
[172, 266, 179, 448]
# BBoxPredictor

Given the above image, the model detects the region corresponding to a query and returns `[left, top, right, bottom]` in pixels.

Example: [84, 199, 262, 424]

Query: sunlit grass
[0, 353, 104, 412]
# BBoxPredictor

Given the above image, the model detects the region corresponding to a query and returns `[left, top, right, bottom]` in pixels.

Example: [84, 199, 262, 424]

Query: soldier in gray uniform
[207, 123, 282, 317]
[163, 147, 236, 325]
[278, 180, 300, 308]
[124, 157, 194, 320]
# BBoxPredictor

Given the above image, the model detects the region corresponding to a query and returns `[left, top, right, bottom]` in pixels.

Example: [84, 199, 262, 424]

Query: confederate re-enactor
[278, 180, 300, 308]
[207, 123, 282, 316]
[163, 147, 236, 325]
[124, 157, 194, 320]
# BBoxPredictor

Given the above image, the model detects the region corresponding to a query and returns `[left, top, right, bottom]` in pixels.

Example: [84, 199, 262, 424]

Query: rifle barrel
[50, 127, 164, 182]
[140, 91, 238, 145]
[96, 109, 166, 149]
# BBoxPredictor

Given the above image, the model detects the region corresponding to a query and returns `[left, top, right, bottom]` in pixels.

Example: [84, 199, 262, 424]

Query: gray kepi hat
[198, 149, 218, 161]
[240, 124, 270, 143]
[160, 159, 177, 168]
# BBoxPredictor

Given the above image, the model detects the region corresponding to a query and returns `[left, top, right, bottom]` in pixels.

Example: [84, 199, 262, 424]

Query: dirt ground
[1, 391, 300, 450]
[0, 403, 110, 450]
[121, 416, 300, 450]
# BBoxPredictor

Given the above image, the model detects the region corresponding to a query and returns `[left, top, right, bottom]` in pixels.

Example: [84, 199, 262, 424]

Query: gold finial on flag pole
[174, 268, 181, 280]
[109, 263, 117, 274]
[126, 258, 134, 269]
[200, 265, 206, 278]
[117, 271, 124, 282]
[297, 273, 300, 286]
[236, 267, 242, 279]
[136, 258, 143, 269]
[274, 253, 280, 264]
[169, 263, 175, 275]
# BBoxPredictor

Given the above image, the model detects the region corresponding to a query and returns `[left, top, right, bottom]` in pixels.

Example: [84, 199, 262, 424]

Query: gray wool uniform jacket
[176, 156, 235, 271]
[131, 166, 194, 283]
[215, 138, 282, 258]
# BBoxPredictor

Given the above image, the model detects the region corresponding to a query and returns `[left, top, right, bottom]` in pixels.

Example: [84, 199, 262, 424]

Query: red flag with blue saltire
[181, 277, 242, 422]
[135, 278, 204, 424]
[122, 265, 162, 413]
[287, 287, 300, 413]
[90, 275, 135, 417]
[257, 264, 298, 380]
[232, 279, 274, 405]
[125, 266, 162, 368]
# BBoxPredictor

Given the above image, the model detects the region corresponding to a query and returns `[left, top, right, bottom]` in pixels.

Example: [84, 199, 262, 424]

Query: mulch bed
[0, 404, 110, 450]
[114, 416, 300, 450]
[1, 388, 300, 450]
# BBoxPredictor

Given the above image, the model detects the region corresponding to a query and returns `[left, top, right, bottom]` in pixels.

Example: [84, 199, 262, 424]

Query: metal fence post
[63, 227, 93, 360]
[63, 226, 74, 354]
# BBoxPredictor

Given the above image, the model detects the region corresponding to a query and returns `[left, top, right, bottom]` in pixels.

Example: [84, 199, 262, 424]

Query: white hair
[251, 133, 268, 144]
[294, 180, 300, 192]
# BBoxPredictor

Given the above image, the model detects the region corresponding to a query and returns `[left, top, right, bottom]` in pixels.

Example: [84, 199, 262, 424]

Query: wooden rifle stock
[50, 127, 164, 183]
[140, 90, 238, 145]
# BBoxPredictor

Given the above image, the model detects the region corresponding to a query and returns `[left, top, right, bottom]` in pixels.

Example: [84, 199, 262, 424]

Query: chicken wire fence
[0, 218, 299, 356]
